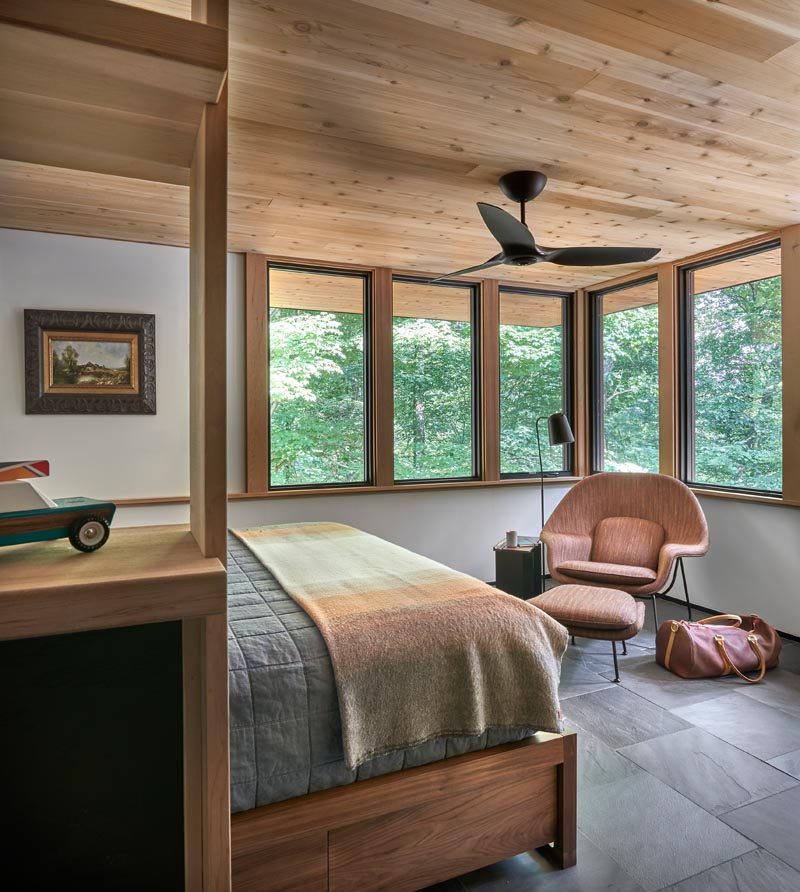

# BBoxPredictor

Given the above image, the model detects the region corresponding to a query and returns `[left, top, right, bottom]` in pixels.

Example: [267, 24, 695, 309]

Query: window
[680, 242, 782, 494]
[499, 287, 571, 476]
[591, 276, 659, 473]
[267, 265, 369, 488]
[392, 278, 477, 481]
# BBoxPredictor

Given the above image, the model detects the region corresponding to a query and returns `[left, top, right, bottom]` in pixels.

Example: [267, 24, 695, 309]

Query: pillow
[590, 516, 665, 570]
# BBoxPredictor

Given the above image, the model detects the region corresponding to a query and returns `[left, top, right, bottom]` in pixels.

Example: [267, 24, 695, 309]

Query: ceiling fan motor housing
[498, 170, 548, 204]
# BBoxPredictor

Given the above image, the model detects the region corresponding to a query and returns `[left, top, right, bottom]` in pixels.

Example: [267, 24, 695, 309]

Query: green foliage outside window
[692, 275, 782, 492]
[500, 323, 565, 474]
[269, 308, 366, 486]
[601, 303, 660, 473]
[393, 317, 474, 480]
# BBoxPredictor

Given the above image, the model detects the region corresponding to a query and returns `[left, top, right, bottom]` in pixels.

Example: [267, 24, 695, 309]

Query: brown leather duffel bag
[656, 614, 781, 684]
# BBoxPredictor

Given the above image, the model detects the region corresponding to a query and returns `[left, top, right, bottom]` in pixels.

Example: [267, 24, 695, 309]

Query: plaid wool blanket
[232, 522, 568, 769]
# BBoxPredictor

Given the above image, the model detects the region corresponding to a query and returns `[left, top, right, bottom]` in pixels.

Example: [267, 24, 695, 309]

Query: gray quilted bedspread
[227, 534, 531, 813]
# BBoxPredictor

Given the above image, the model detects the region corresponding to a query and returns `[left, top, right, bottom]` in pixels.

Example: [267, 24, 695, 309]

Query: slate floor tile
[768, 748, 800, 780]
[565, 650, 652, 678]
[672, 693, 800, 760]
[558, 657, 616, 700]
[563, 686, 690, 750]
[598, 659, 738, 709]
[663, 848, 800, 892]
[577, 728, 642, 792]
[457, 832, 645, 892]
[578, 773, 756, 891]
[737, 668, 800, 718]
[720, 785, 800, 871]
[619, 726, 798, 815]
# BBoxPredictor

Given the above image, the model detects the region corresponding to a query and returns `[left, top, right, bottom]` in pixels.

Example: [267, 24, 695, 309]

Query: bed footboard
[231, 732, 577, 892]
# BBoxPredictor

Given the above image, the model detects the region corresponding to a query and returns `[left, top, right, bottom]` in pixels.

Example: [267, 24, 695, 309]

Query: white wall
[686, 497, 800, 635]
[0, 229, 559, 584]
[120, 484, 570, 583]
[2, 229, 799, 632]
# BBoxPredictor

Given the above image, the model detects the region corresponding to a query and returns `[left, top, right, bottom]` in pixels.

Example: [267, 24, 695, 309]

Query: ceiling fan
[430, 170, 660, 283]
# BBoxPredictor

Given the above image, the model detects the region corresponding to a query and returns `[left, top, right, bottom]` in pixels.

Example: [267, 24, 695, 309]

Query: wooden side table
[493, 537, 544, 599]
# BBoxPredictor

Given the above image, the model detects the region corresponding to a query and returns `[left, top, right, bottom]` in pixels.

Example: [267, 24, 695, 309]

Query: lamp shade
[547, 412, 574, 446]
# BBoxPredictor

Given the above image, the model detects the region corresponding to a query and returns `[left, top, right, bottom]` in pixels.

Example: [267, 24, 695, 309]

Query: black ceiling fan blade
[542, 246, 660, 267]
[477, 202, 536, 255]
[428, 254, 506, 283]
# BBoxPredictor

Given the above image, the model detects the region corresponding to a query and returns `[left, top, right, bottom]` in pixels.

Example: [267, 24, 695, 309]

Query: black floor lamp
[535, 412, 575, 535]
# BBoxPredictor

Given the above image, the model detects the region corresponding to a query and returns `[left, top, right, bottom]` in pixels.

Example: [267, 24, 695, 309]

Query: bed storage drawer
[328, 764, 557, 892]
[232, 830, 326, 892]
[231, 734, 576, 892]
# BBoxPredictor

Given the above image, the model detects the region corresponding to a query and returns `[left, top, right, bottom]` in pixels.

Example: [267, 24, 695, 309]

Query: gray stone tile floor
[426, 598, 800, 892]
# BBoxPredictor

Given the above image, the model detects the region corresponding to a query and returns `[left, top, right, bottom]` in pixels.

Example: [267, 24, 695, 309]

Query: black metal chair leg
[611, 640, 620, 683]
[622, 639, 627, 655]
[679, 558, 692, 621]
[571, 635, 576, 645]
[651, 594, 659, 628]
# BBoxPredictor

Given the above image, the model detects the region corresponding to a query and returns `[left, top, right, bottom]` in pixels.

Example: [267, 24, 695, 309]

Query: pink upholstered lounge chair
[540, 473, 709, 626]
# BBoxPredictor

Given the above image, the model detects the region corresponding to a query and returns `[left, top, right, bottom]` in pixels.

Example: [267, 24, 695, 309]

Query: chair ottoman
[532, 584, 645, 682]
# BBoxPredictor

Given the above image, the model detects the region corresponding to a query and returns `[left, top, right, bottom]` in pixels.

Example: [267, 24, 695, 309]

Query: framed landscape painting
[25, 309, 156, 414]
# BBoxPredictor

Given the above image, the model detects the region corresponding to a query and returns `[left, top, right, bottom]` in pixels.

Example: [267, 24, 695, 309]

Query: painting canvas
[46, 332, 138, 394]
[25, 309, 156, 414]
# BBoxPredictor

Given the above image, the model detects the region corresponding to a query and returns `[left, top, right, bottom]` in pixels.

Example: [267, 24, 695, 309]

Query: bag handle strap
[698, 614, 742, 627]
[714, 634, 766, 684]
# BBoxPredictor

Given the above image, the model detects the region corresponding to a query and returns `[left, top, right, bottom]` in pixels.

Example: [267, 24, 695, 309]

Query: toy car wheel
[68, 515, 110, 552]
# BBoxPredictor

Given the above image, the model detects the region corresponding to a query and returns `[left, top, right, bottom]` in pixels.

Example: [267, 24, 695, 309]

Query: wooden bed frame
[231, 731, 577, 892]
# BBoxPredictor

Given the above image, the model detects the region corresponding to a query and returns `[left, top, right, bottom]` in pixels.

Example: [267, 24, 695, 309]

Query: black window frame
[498, 285, 574, 480]
[266, 261, 374, 492]
[678, 239, 783, 497]
[589, 274, 659, 475]
[391, 274, 481, 485]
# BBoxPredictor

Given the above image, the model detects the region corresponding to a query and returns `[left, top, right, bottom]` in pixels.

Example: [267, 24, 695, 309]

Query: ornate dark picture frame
[25, 309, 156, 414]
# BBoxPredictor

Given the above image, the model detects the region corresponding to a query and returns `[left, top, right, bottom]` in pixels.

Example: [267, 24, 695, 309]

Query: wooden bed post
[553, 731, 578, 868]
[187, 2, 230, 890]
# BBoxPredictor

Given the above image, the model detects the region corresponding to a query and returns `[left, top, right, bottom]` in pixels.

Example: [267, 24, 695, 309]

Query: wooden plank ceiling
[0, 0, 798, 288]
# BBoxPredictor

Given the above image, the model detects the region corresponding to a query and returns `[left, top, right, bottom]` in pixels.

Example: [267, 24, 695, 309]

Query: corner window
[680, 243, 782, 494]
[499, 287, 571, 476]
[591, 276, 660, 473]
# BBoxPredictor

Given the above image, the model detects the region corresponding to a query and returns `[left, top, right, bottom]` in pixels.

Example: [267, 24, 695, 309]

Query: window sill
[690, 488, 799, 509]
[113, 476, 583, 507]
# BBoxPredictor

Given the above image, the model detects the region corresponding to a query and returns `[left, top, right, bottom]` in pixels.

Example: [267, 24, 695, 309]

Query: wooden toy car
[0, 460, 116, 552]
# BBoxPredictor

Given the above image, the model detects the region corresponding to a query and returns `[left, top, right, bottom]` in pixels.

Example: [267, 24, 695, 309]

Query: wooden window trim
[245, 253, 267, 493]
[243, 254, 576, 497]
[242, 225, 797, 509]
[391, 274, 482, 485]
[480, 279, 500, 482]
[497, 285, 575, 480]
[677, 237, 783, 498]
[587, 273, 660, 475]
[585, 227, 796, 510]
[112, 476, 584, 507]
